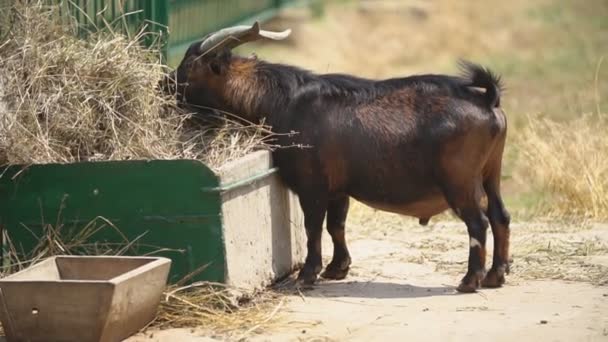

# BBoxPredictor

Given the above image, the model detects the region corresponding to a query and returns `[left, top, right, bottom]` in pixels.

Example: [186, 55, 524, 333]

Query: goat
[164, 22, 511, 293]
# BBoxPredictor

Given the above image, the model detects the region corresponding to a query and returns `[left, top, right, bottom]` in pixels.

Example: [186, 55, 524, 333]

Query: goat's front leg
[296, 192, 328, 286]
[321, 195, 351, 280]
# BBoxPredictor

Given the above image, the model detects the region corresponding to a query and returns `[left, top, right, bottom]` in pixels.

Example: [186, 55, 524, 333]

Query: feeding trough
[0, 255, 171, 342]
[0, 150, 306, 289]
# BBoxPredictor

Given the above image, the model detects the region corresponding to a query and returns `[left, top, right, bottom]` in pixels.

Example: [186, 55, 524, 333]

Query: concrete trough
[0, 256, 171, 342]
[215, 150, 307, 290]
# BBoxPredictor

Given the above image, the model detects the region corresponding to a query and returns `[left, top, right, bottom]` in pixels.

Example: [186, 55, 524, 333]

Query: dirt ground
[129, 204, 608, 342]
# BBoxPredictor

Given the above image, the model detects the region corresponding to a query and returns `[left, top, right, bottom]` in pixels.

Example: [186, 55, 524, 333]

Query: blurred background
[246, 0, 608, 220]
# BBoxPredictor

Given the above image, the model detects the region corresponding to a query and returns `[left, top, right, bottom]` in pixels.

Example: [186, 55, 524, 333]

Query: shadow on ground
[275, 277, 457, 299]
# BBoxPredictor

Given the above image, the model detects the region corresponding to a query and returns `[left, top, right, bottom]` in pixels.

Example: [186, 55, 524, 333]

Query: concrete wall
[217, 151, 306, 290]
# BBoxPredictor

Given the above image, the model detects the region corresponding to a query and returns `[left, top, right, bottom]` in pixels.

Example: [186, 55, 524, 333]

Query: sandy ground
[128, 215, 608, 342]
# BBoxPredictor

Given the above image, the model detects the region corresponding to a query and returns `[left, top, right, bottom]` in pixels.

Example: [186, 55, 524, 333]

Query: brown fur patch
[224, 58, 262, 119]
[329, 228, 346, 246]
[479, 245, 487, 267]
[427, 95, 449, 113]
[320, 143, 348, 192]
[354, 88, 417, 137]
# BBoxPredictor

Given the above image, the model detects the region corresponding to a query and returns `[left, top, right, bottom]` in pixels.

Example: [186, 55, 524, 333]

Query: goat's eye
[209, 61, 222, 75]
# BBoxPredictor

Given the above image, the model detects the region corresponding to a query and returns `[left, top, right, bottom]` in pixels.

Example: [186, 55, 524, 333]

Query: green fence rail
[53, 0, 297, 66]
[54, 0, 168, 55]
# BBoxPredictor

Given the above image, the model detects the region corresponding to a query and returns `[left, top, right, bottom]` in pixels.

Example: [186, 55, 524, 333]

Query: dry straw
[0, 1, 273, 171]
[510, 233, 608, 286]
[513, 56, 608, 220]
[153, 280, 284, 337]
[515, 112, 608, 220]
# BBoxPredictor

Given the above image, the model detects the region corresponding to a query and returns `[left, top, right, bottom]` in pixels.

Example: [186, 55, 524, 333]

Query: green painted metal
[51, 0, 299, 65]
[0, 160, 225, 284]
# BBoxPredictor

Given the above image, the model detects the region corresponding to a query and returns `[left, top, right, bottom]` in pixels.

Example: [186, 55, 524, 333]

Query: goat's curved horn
[198, 21, 291, 54]
[258, 26, 292, 40]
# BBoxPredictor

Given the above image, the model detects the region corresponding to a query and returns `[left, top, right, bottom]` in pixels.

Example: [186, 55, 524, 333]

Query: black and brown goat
[166, 22, 511, 293]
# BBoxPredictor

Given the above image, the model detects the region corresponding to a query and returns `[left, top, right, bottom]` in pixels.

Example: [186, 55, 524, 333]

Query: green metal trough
[0, 151, 306, 287]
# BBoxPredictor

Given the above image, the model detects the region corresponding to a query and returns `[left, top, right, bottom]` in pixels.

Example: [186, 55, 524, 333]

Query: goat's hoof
[481, 267, 506, 288]
[321, 265, 349, 280]
[419, 217, 430, 226]
[457, 271, 484, 293]
[456, 282, 478, 293]
[321, 256, 351, 280]
[296, 267, 319, 287]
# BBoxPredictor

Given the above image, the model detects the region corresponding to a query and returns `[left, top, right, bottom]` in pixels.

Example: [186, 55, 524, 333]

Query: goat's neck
[223, 58, 311, 126]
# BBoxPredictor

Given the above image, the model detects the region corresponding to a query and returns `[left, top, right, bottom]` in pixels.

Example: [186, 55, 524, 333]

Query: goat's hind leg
[481, 175, 511, 288]
[443, 180, 489, 293]
[456, 206, 490, 292]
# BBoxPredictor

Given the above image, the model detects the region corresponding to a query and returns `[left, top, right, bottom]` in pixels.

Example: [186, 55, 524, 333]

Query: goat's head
[164, 22, 291, 116]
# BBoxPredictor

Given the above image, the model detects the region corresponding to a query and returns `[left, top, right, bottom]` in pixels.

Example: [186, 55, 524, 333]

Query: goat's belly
[357, 195, 450, 219]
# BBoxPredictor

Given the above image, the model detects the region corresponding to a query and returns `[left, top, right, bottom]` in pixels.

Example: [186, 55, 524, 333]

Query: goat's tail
[458, 60, 503, 108]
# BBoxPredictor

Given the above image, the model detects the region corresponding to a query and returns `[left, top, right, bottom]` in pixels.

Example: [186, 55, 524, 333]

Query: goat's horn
[198, 21, 291, 54]
[258, 26, 292, 41]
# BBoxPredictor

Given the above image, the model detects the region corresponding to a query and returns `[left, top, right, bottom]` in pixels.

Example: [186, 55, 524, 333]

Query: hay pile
[154, 281, 283, 337]
[0, 1, 271, 170]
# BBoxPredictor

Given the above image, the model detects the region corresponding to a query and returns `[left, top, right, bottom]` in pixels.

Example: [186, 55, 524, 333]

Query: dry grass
[152, 281, 284, 338]
[0, 1, 183, 164]
[515, 112, 608, 220]
[1, 216, 143, 277]
[0, 1, 271, 171]
[182, 116, 277, 172]
[511, 232, 608, 285]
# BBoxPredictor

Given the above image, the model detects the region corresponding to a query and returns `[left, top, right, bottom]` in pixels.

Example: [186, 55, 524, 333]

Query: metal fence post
[153, 0, 170, 63]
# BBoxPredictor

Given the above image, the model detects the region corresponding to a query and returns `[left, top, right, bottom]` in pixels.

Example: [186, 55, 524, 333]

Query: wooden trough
[0, 255, 171, 342]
